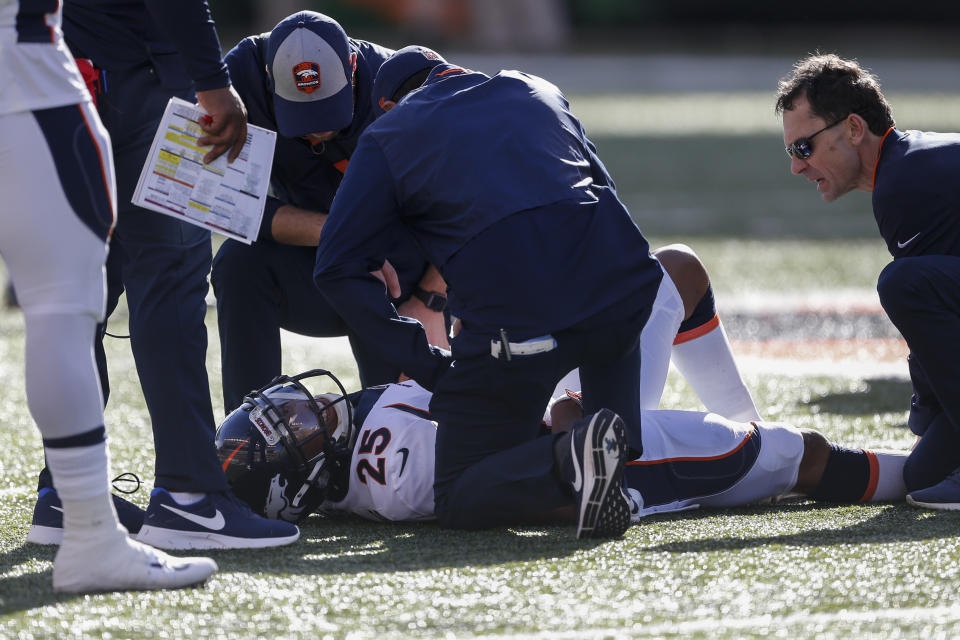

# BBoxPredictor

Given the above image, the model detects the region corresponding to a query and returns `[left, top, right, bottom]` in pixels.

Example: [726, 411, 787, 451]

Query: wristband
[413, 287, 447, 312]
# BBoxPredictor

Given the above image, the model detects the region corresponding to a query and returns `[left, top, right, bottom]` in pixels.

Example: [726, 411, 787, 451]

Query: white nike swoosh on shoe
[898, 232, 922, 248]
[51, 506, 63, 513]
[160, 503, 226, 531]
[570, 432, 583, 493]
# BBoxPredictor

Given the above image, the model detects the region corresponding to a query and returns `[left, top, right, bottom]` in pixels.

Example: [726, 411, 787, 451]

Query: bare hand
[196, 85, 248, 164]
[397, 296, 450, 349]
[370, 259, 402, 299]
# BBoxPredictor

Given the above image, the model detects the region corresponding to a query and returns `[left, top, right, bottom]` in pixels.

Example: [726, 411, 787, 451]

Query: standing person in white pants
[0, 0, 215, 593]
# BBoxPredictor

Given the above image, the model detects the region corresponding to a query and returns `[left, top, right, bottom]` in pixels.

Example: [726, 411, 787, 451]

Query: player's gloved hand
[196, 85, 248, 164]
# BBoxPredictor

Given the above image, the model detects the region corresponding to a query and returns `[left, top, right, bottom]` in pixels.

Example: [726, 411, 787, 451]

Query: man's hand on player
[397, 295, 450, 349]
[371, 259, 402, 299]
[196, 85, 248, 164]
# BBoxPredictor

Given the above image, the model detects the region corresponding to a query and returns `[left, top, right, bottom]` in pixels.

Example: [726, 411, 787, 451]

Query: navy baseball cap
[266, 12, 355, 137]
[372, 45, 445, 115]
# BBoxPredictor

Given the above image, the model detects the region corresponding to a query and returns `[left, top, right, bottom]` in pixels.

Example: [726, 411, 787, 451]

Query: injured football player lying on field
[216, 369, 908, 525]
[550, 242, 762, 424]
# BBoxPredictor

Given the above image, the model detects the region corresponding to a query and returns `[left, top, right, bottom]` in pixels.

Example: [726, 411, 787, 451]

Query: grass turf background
[2, 239, 958, 639]
[2, 88, 960, 637]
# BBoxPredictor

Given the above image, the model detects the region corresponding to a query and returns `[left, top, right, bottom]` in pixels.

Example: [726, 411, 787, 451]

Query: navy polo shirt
[873, 128, 960, 258]
[63, 0, 230, 91]
[314, 66, 661, 388]
[225, 35, 393, 240]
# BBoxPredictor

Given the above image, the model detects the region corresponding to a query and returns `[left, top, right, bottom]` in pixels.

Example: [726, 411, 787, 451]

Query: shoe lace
[111, 472, 142, 495]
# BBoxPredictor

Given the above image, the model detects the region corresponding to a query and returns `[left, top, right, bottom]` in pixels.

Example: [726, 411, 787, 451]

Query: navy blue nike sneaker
[567, 408, 631, 539]
[906, 468, 960, 511]
[27, 487, 146, 545]
[136, 489, 300, 550]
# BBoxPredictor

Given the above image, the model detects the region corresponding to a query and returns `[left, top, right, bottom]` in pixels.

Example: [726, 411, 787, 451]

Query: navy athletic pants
[430, 297, 651, 530]
[878, 255, 960, 489]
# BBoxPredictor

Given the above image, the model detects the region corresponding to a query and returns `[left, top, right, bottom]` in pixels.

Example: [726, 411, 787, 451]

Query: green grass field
[2, 89, 960, 638]
[2, 238, 958, 639]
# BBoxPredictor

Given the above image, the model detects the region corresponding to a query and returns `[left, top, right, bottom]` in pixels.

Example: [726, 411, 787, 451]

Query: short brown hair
[775, 53, 895, 136]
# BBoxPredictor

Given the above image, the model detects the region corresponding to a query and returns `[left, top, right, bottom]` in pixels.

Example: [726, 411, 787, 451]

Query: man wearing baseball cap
[266, 11, 356, 139]
[370, 45, 446, 115]
[211, 12, 448, 412]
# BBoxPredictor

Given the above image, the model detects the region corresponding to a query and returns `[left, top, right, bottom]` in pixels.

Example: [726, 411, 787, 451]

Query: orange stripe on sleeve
[333, 159, 349, 174]
[859, 450, 880, 502]
[385, 402, 431, 415]
[673, 314, 719, 345]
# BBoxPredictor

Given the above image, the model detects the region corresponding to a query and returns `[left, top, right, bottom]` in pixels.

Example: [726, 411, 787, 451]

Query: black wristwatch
[413, 286, 447, 312]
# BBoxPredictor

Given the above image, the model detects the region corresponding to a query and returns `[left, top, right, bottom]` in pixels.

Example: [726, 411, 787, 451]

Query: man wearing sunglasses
[776, 53, 960, 511]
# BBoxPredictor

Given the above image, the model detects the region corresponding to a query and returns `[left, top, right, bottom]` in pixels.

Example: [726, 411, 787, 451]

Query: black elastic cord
[111, 471, 142, 495]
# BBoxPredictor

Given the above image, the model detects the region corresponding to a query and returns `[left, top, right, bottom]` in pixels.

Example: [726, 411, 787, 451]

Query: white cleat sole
[576, 410, 630, 539]
[26, 525, 62, 546]
[136, 525, 300, 550]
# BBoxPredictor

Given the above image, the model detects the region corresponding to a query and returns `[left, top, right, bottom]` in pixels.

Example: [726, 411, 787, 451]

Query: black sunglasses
[785, 116, 848, 160]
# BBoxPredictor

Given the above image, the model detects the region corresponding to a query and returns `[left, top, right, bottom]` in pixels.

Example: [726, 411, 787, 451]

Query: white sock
[867, 450, 908, 502]
[46, 441, 126, 543]
[546, 269, 684, 415]
[637, 293, 683, 410]
[170, 491, 205, 505]
[671, 320, 761, 422]
[59, 492, 126, 544]
[45, 440, 111, 501]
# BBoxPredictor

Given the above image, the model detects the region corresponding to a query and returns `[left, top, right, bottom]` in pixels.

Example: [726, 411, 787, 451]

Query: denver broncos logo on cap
[292, 61, 321, 94]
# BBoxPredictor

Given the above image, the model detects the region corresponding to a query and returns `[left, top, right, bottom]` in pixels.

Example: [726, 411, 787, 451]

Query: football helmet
[215, 369, 356, 523]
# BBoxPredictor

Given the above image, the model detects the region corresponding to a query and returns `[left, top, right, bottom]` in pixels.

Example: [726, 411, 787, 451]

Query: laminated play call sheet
[133, 97, 276, 244]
